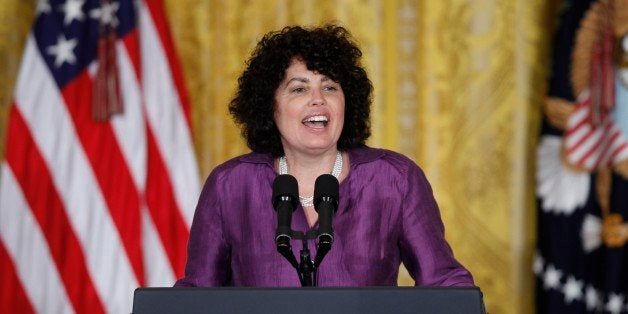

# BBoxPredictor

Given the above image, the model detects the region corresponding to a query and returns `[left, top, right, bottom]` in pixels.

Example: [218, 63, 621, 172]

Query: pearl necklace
[279, 151, 342, 208]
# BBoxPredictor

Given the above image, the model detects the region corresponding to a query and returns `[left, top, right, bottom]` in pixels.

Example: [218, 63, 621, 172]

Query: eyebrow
[284, 77, 309, 86]
[283, 76, 332, 87]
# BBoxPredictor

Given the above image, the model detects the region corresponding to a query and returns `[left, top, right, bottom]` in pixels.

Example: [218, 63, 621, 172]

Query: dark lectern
[132, 287, 485, 314]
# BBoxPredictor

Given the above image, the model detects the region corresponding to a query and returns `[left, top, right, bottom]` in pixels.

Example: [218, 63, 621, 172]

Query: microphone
[272, 174, 298, 252]
[313, 174, 339, 258]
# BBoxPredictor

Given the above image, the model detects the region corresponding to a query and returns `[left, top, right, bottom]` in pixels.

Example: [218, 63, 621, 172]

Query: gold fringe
[571, 0, 621, 96]
[595, 167, 612, 216]
[615, 159, 628, 179]
[602, 213, 628, 247]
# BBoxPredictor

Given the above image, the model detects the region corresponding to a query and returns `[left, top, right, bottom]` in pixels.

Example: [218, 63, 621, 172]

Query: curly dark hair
[229, 24, 373, 156]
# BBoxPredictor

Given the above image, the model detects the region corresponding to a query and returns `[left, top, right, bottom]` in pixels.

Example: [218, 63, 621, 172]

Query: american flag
[0, 0, 200, 313]
[563, 25, 628, 171]
[536, 1, 628, 312]
[564, 89, 628, 170]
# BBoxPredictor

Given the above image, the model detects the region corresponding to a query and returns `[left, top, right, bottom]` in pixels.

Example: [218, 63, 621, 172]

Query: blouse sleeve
[174, 169, 231, 287]
[398, 163, 474, 287]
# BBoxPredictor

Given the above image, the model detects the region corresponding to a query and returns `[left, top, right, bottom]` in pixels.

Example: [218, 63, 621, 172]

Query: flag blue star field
[535, 0, 628, 313]
[0, 0, 200, 312]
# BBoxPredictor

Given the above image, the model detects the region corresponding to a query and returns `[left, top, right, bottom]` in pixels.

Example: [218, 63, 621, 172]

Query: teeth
[304, 115, 328, 122]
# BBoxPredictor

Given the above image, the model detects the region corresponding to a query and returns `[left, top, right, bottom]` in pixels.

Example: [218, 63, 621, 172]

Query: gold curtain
[0, 0, 558, 313]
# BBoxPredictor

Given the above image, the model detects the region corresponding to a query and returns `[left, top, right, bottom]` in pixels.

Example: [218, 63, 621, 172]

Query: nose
[310, 87, 325, 106]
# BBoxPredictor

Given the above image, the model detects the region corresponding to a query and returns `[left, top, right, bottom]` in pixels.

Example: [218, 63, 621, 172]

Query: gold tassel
[92, 0, 123, 122]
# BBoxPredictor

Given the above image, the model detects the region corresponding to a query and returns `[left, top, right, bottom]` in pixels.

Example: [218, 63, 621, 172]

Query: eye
[323, 85, 339, 92]
[291, 87, 307, 93]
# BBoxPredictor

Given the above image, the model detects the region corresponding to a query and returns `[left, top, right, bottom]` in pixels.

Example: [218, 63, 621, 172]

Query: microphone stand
[277, 229, 329, 287]
[299, 237, 314, 287]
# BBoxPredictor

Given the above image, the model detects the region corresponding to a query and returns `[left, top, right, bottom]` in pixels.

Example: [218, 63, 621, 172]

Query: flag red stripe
[594, 128, 620, 168]
[145, 126, 190, 277]
[142, 0, 193, 126]
[566, 126, 595, 154]
[565, 116, 588, 138]
[575, 120, 612, 166]
[0, 240, 35, 314]
[565, 105, 589, 137]
[60, 72, 145, 285]
[5, 106, 105, 314]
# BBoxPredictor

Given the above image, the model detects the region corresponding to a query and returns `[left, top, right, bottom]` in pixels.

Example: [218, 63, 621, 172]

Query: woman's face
[274, 58, 345, 156]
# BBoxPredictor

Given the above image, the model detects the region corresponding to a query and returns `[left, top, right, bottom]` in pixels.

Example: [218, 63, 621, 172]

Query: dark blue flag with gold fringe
[536, 0, 628, 313]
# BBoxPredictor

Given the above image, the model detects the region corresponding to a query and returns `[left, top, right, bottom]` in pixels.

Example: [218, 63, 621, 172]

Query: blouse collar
[238, 146, 385, 169]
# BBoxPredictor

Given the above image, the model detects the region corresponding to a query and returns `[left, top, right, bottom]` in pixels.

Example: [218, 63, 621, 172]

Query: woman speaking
[175, 25, 474, 287]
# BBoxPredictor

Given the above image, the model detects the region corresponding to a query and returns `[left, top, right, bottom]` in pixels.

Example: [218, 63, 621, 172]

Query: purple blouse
[175, 146, 474, 287]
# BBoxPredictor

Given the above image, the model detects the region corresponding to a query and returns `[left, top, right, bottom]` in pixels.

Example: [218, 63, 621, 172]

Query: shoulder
[203, 151, 274, 186]
[349, 146, 422, 176]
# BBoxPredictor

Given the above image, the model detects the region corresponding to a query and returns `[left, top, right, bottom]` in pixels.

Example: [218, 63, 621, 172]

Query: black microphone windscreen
[314, 174, 339, 203]
[272, 174, 298, 209]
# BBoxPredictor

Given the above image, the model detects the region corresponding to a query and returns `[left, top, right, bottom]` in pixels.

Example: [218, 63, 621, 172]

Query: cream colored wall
[0, 1, 557, 313]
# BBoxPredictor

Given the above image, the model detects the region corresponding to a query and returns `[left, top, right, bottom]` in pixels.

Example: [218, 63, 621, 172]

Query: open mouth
[302, 115, 329, 128]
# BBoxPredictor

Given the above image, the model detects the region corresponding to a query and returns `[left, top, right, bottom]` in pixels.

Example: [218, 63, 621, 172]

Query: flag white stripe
[567, 107, 589, 129]
[14, 36, 137, 313]
[0, 163, 74, 314]
[139, 2, 200, 227]
[565, 124, 592, 149]
[566, 105, 589, 129]
[584, 127, 614, 168]
[113, 42, 147, 192]
[567, 128, 603, 163]
[141, 208, 177, 286]
[580, 120, 613, 168]
[565, 124, 591, 149]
